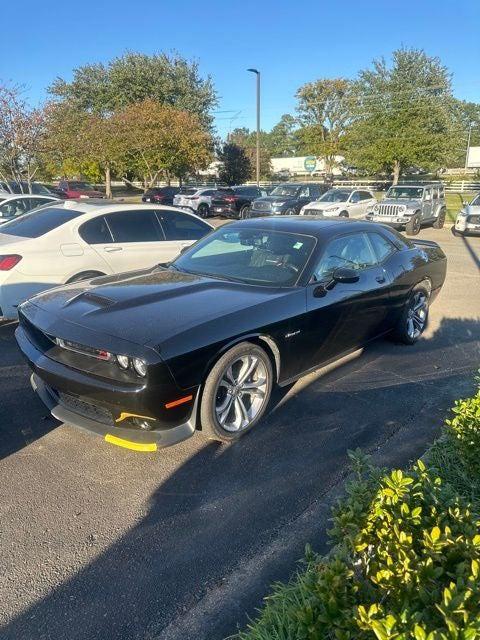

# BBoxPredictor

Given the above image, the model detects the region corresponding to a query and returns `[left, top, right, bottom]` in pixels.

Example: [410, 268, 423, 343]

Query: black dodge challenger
[15, 217, 447, 451]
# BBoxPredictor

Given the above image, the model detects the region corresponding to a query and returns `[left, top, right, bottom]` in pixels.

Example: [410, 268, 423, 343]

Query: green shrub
[237, 383, 480, 640]
[444, 384, 480, 476]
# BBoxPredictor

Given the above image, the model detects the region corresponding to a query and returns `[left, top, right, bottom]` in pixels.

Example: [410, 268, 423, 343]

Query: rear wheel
[391, 284, 429, 344]
[405, 213, 421, 236]
[197, 203, 210, 218]
[285, 207, 296, 215]
[240, 205, 250, 219]
[433, 207, 446, 229]
[200, 342, 273, 442]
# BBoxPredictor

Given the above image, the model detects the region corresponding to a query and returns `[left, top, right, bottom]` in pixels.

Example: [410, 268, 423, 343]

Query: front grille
[467, 214, 480, 224]
[57, 391, 114, 426]
[303, 209, 321, 216]
[377, 204, 402, 216]
[253, 201, 272, 211]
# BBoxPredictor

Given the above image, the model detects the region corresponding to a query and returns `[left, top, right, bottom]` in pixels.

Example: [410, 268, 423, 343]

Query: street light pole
[465, 123, 473, 172]
[247, 68, 260, 186]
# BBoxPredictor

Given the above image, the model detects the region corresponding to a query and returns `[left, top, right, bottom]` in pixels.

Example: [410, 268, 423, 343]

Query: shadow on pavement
[1, 315, 479, 640]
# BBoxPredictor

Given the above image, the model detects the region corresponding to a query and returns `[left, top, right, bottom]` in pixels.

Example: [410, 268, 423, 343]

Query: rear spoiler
[412, 239, 440, 249]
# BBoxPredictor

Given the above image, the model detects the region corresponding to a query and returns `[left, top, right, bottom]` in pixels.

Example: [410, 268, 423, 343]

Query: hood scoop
[64, 291, 115, 309]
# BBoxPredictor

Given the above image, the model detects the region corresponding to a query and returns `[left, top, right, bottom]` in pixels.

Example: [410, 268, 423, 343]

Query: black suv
[248, 183, 330, 217]
[210, 186, 267, 219]
[142, 186, 180, 205]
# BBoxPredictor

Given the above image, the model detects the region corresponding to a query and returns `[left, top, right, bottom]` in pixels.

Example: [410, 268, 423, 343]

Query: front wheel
[339, 210, 349, 218]
[200, 342, 273, 442]
[284, 207, 296, 215]
[391, 285, 430, 344]
[405, 213, 421, 236]
[433, 207, 446, 229]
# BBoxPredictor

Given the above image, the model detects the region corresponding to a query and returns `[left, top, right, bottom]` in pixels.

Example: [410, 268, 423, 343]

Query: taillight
[0, 255, 22, 270]
[224, 196, 236, 202]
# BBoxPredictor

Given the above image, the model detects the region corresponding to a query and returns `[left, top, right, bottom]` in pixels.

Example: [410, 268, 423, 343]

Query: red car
[57, 180, 105, 199]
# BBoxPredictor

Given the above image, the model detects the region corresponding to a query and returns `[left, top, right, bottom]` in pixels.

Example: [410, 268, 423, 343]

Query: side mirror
[333, 267, 359, 284]
[180, 245, 190, 255]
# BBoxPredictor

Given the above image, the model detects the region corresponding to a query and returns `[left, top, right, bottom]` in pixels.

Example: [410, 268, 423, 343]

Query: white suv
[300, 188, 376, 218]
[173, 187, 217, 218]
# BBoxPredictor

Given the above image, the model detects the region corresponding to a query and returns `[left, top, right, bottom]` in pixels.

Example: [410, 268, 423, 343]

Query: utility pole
[465, 123, 473, 172]
[247, 68, 260, 186]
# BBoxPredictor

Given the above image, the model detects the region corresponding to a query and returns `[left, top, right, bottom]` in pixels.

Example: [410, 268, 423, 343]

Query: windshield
[386, 186, 424, 199]
[319, 189, 350, 203]
[470, 194, 480, 206]
[172, 227, 316, 287]
[0, 207, 84, 238]
[270, 185, 300, 197]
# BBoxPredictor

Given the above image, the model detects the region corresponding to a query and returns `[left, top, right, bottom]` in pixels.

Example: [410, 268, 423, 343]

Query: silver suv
[366, 183, 446, 235]
[173, 187, 217, 218]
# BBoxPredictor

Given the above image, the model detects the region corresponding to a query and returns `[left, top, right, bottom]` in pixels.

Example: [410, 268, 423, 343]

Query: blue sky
[1, 0, 479, 138]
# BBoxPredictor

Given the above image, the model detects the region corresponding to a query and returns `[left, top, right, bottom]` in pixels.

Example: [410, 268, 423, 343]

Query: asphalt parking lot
[0, 224, 479, 640]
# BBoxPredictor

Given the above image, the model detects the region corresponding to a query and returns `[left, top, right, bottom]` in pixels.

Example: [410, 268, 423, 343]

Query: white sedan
[0, 200, 213, 320]
[0, 194, 60, 223]
[454, 192, 480, 236]
[299, 188, 377, 218]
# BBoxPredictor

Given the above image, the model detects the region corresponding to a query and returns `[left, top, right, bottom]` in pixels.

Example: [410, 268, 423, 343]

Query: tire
[391, 284, 430, 345]
[66, 271, 105, 284]
[433, 207, 446, 229]
[197, 203, 210, 218]
[339, 210, 349, 217]
[405, 213, 421, 236]
[200, 342, 273, 442]
[452, 226, 462, 237]
[285, 207, 296, 215]
[239, 205, 250, 219]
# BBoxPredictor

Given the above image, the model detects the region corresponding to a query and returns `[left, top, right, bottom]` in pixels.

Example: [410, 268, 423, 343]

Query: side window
[314, 233, 376, 281]
[106, 210, 164, 243]
[26, 198, 51, 211]
[58, 181, 67, 190]
[0, 199, 26, 217]
[203, 190, 216, 196]
[350, 191, 361, 203]
[424, 189, 432, 202]
[368, 232, 397, 263]
[158, 210, 211, 241]
[79, 216, 113, 244]
[298, 186, 310, 198]
[359, 191, 374, 201]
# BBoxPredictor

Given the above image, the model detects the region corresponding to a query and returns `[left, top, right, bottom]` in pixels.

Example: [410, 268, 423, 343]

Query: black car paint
[210, 187, 264, 219]
[249, 183, 330, 217]
[15, 218, 447, 448]
[142, 187, 180, 205]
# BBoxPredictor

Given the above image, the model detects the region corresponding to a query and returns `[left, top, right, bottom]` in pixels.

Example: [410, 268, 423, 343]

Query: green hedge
[237, 379, 480, 640]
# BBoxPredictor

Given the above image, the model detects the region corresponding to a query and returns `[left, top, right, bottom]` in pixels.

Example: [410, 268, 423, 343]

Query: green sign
[304, 156, 317, 172]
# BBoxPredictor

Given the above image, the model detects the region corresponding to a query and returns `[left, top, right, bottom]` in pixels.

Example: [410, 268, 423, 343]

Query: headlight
[116, 355, 130, 369]
[373, 204, 379, 212]
[458, 210, 468, 217]
[399, 205, 407, 213]
[133, 357, 147, 377]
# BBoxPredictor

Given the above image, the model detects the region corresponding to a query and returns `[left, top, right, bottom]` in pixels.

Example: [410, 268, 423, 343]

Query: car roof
[225, 216, 383, 239]
[0, 194, 56, 201]
[393, 183, 441, 188]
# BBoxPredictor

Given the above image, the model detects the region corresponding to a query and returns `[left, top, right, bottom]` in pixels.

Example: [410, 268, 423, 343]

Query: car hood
[26, 267, 293, 351]
[379, 198, 421, 208]
[254, 195, 297, 205]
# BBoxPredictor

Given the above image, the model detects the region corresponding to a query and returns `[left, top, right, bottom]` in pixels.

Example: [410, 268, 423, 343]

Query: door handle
[104, 246, 123, 252]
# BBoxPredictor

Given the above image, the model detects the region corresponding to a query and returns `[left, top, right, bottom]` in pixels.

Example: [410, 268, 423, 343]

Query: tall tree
[229, 128, 272, 179]
[0, 84, 46, 191]
[344, 48, 456, 184]
[218, 143, 251, 185]
[115, 100, 213, 188]
[296, 78, 353, 172]
[268, 114, 301, 157]
[49, 52, 217, 129]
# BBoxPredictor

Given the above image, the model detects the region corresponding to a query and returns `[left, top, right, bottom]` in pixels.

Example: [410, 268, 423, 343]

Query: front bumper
[247, 209, 279, 218]
[211, 205, 238, 218]
[455, 217, 480, 234]
[31, 374, 196, 450]
[15, 320, 199, 450]
[365, 213, 408, 227]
